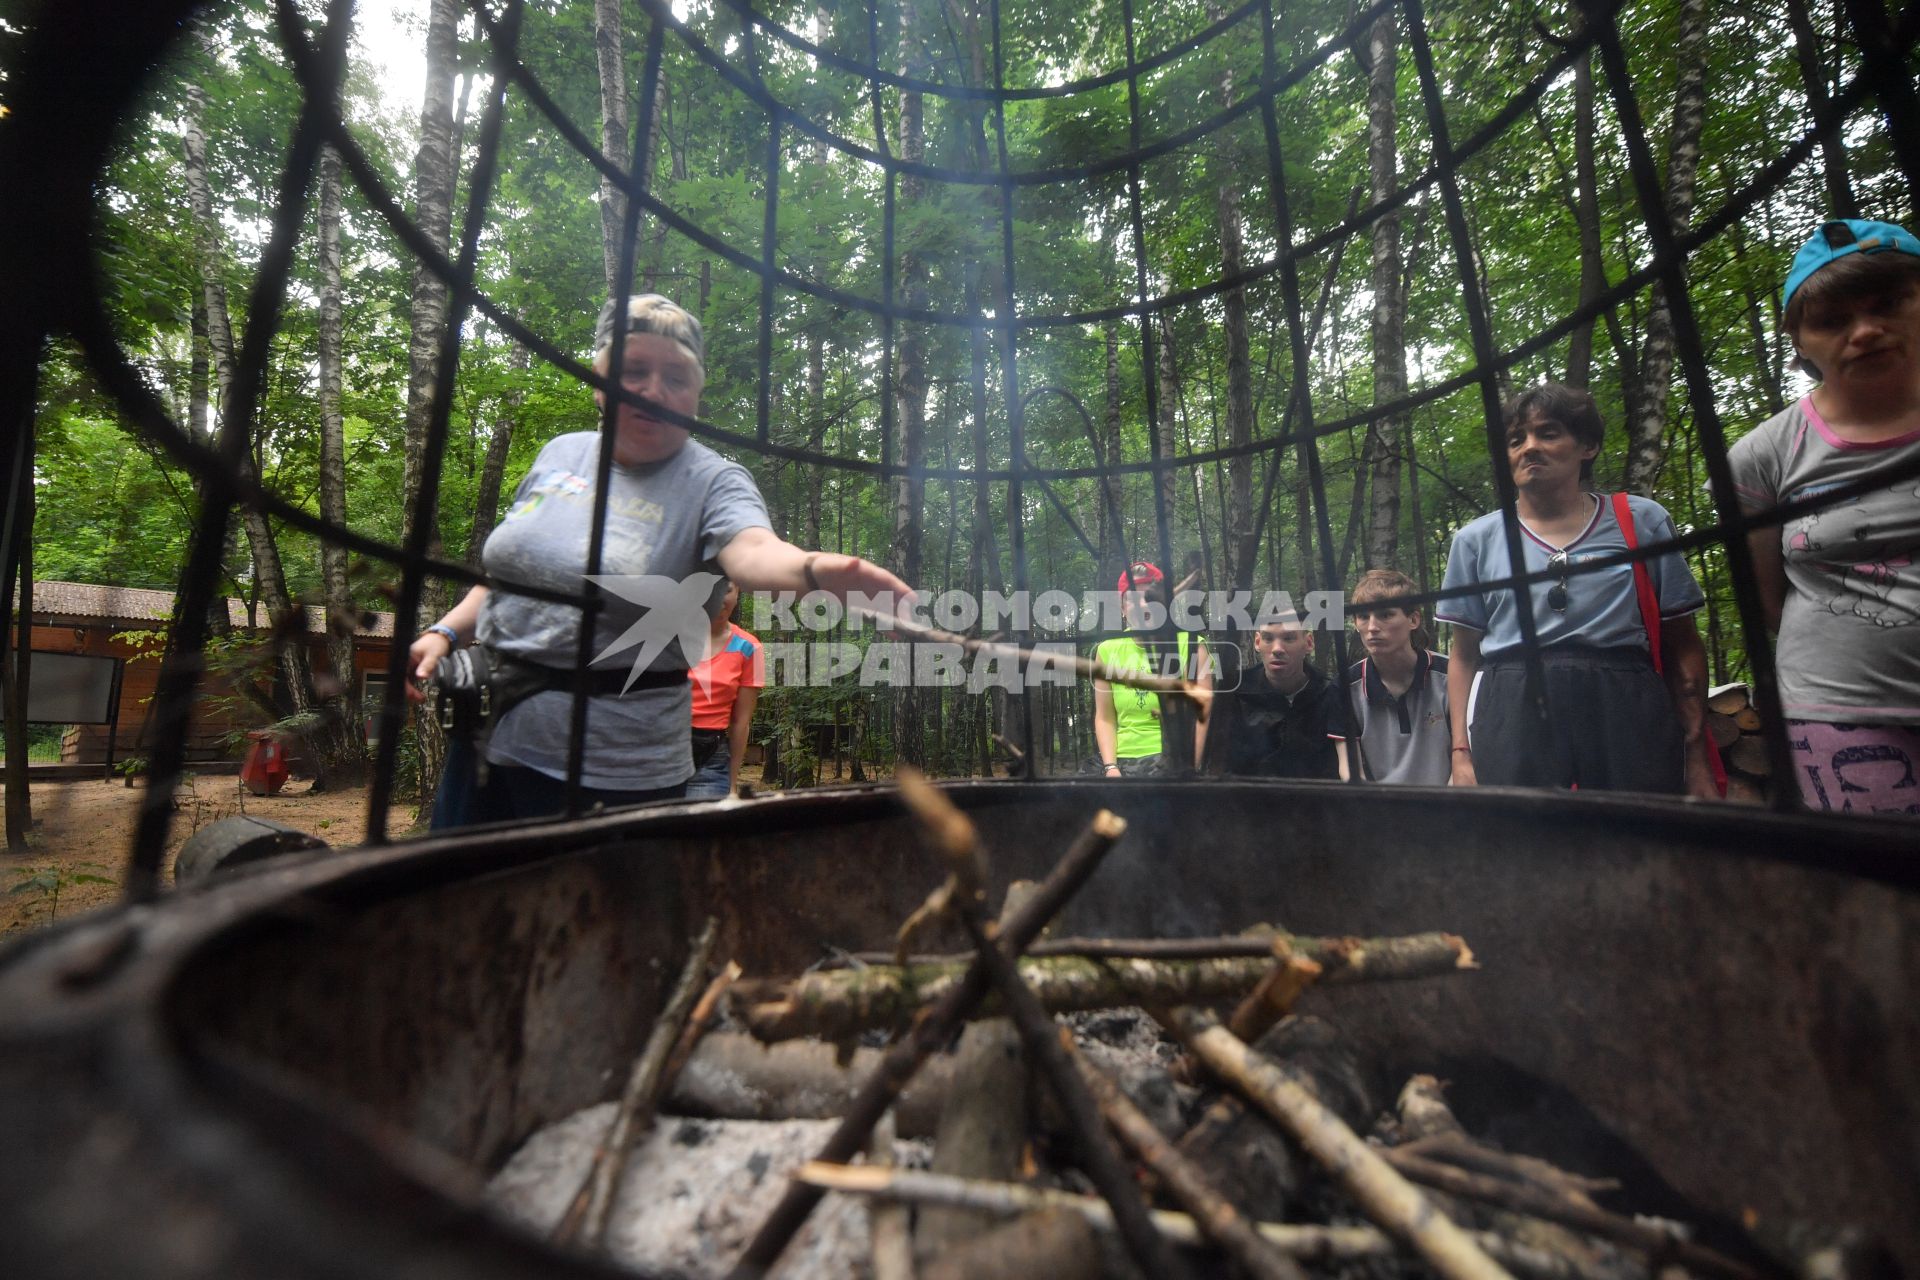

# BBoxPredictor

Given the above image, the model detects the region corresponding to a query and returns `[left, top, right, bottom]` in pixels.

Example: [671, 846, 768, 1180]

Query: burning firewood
[741, 932, 1476, 1042]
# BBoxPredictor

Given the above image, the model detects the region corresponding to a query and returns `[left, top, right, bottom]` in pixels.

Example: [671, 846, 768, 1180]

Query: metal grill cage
[2, 0, 1918, 893]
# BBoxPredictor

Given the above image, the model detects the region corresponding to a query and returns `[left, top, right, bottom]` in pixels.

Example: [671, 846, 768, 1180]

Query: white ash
[1061, 1006, 1200, 1137]
[488, 1106, 930, 1279]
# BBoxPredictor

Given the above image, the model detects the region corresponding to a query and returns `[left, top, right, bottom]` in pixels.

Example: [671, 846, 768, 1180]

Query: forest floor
[0, 775, 418, 939]
[0, 758, 1000, 940]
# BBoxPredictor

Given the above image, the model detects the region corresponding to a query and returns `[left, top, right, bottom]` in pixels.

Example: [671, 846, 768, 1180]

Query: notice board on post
[0, 651, 121, 725]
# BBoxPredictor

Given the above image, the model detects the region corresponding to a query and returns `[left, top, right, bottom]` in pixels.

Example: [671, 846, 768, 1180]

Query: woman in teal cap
[1730, 219, 1920, 816]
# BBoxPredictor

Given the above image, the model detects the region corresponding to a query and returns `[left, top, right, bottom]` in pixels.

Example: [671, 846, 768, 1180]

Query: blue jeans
[683, 751, 733, 800]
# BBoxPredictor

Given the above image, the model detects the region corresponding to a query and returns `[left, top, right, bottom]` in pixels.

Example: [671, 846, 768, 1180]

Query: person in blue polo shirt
[1438, 382, 1716, 796]
[1337, 569, 1449, 785]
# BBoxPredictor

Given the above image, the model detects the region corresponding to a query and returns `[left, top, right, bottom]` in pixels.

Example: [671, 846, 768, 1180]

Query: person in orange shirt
[686, 580, 764, 800]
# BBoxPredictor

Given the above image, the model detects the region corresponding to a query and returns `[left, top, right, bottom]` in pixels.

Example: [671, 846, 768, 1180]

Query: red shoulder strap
[1613, 492, 1728, 797]
[1611, 492, 1663, 675]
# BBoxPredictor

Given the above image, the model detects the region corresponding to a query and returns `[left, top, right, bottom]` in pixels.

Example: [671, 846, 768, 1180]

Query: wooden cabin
[13, 580, 397, 768]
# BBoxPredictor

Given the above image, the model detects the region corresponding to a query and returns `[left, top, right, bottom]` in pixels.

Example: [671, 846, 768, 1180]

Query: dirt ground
[0, 775, 419, 939]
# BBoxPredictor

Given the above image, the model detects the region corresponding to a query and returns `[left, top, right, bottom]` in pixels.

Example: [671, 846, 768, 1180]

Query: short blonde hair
[593, 294, 704, 371]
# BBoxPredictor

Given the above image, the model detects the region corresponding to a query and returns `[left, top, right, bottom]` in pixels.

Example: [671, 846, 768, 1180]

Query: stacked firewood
[1707, 683, 1772, 805]
[490, 780, 1844, 1280]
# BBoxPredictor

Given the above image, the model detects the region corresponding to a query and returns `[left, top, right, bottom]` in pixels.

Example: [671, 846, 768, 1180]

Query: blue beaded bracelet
[424, 623, 460, 646]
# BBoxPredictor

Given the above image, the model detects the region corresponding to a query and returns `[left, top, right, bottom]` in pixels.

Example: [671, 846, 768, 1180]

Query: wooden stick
[1401, 1131, 1621, 1202]
[553, 916, 720, 1250]
[842, 601, 1207, 713]
[836, 930, 1474, 973]
[728, 808, 1129, 1280]
[902, 776, 1191, 1280]
[795, 1165, 1628, 1280]
[893, 769, 991, 965]
[1163, 1007, 1514, 1280]
[868, 1112, 916, 1280]
[1380, 1150, 1766, 1280]
[1227, 946, 1324, 1044]
[662, 959, 741, 1087]
[1074, 1040, 1308, 1280]
[918, 882, 1038, 1256]
[746, 933, 1472, 1042]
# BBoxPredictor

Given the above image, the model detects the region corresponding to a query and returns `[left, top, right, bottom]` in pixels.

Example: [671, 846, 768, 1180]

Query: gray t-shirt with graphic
[477, 432, 771, 789]
[1730, 397, 1920, 725]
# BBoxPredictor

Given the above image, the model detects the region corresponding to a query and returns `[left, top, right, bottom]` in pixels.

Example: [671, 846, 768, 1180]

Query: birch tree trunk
[1362, 10, 1406, 572]
[1626, 0, 1707, 494]
[594, 0, 629, 294]
[401, 0, 461, 537]
[315, 143, 363, 780]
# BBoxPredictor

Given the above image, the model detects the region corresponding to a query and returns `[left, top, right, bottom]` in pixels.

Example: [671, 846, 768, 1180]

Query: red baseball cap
[1117, 561, 1164, 595]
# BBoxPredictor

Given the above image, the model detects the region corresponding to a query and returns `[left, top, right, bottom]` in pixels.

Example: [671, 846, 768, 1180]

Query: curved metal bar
[713, 0, 1265, 103]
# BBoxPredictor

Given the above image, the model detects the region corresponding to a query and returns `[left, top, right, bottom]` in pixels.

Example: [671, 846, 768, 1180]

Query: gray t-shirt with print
[477, 432, 771, 789]
[1436, 494, 1704, 655]
[1729, 397, 1920, 725]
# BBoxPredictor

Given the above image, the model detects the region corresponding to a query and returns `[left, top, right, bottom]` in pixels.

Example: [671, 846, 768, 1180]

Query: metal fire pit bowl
[1, 781, 1915, 1279]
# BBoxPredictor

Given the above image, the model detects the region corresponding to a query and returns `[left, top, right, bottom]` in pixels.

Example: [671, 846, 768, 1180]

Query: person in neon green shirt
[1093, 561, 1211, 777]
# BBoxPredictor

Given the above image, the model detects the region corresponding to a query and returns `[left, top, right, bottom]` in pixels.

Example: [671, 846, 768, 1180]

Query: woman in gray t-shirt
[1730, 219, 1920, 817]
[408, 295, 913, 826]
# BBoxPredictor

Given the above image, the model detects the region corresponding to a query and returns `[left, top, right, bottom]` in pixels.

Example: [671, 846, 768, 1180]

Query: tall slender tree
[1361, 10, 1407, 572]
[315, 142, 363, 781]
[1626, 0, 1708, 493]
[594, 0, 629, 294]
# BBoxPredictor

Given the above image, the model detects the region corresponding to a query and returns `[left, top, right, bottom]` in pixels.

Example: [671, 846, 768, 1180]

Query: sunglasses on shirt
[1546, 549, 1569, 613]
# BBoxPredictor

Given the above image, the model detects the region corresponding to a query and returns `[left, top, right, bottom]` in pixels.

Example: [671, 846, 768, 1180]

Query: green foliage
[36, 0, 1911, 769]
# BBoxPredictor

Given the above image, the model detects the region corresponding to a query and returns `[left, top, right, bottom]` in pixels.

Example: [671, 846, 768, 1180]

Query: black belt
[435, 645, 686, 736]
